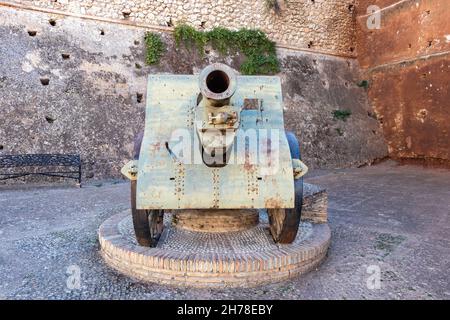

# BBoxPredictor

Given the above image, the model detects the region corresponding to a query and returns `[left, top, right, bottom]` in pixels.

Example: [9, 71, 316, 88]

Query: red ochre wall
[356, 0, 450, 165]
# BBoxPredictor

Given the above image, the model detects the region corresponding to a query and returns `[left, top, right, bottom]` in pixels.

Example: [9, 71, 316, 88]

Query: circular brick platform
[99, 209, 331, 288]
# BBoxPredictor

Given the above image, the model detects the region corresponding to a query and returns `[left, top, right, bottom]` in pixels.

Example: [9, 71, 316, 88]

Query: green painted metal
[134, 73, 294, 210]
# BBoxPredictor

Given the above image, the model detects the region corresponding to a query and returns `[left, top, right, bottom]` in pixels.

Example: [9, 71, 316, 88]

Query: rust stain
[356, 0, 450, 68]
[150, 142, 162, 151]
[243, 98, 259, 110]
[265, 197, 283, 208]
[368, 55, 450, 162]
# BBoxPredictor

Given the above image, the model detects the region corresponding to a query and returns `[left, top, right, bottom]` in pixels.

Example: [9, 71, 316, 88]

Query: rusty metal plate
[136, 75, 294, 210]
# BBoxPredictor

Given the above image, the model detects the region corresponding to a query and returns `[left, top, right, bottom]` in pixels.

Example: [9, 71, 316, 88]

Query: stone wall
[0, 6, 387, 181]
[7, 0, 357, 56]
[356, 0, 450, 165]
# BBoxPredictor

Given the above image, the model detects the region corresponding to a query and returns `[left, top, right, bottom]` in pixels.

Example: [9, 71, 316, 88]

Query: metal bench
[0, 154, 81, 186]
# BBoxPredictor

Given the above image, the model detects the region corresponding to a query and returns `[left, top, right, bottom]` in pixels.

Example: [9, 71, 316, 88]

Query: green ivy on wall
[144, 32, 165, 65]
[173, 24, 279, 75]
[332, 109, 352, 121]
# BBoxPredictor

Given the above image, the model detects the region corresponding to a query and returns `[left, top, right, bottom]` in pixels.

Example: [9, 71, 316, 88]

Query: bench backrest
[0, 154, 81, 168]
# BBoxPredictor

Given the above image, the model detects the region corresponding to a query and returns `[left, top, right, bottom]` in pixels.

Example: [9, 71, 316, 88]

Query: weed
[144, 32, 165, 65]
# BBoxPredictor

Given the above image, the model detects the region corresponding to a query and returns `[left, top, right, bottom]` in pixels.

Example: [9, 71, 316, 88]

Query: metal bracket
[292, 159, 308, 179]
[121, 160, 138, 181]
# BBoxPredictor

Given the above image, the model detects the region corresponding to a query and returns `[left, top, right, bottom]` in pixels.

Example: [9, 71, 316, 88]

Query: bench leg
[77, 165, 82, 188]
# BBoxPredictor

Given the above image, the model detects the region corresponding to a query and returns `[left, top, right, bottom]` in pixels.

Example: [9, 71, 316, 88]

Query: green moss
[173, 24, 279, 75]
[332, 109, 352, 121]
[357, 80, 369, 89]
[374, 233, 406, 257]
[144, 32, 165, 65]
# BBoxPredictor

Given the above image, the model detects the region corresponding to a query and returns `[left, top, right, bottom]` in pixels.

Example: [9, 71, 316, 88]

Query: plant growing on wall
[144, 32, 165, 65]
[173, 24, 279, 75]
[332, 109, 352, 121]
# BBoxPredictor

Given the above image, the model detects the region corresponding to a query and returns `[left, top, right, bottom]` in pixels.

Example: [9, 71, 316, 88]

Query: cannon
[121, 63, 308, 247]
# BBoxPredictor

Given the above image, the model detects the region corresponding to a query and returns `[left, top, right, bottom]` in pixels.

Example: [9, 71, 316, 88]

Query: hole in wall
[204, 49, 210, 54]
[135, 62, 142, 69]
[348, 4, 354, 12]
[428, 40, 433, 47]
[307, 41, 313, 48]
[408, 43, 412, 49]
[417, 109, 428, 120]
[134, 40, 140, 45]
[426, 10, 430, 14]
[136, 93, 143, 103]
[61, 53, 70, 60]
[100, 29, 105, 35]
[40, 77, 50, 85]
[312, 59, 317, 65]
[45, 115, 55, 124]
[349, 47, 355, 52]
[27, 30, 37, 36]
[0, 145, 4, 150]
[122, 10, 131, 18]
[200, 21, 206, 29]
[166, 18, 173, 27]
[49, 19, 56, 26]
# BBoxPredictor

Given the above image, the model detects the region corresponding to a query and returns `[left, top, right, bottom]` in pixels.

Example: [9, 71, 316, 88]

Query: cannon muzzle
[199, 63, 237, 107]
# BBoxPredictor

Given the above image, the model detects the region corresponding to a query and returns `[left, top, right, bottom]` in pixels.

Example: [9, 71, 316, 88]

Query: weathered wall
[6, 0, 357, 56]
[0, 6, 386, 181]
[356, 0, 450, 165]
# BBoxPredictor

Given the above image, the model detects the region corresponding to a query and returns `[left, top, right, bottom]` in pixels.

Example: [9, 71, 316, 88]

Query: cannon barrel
[198, 63, 237, 107]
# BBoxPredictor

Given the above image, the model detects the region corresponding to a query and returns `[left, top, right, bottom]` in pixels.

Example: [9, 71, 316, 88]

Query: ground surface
[0, 161, 449, 299]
